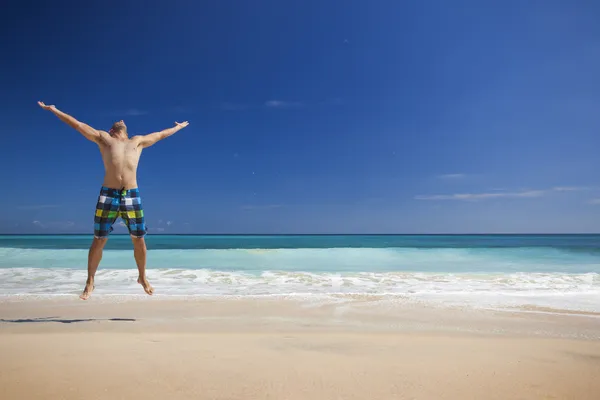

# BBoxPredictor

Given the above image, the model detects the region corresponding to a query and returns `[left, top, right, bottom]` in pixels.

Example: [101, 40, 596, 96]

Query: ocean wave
[1, 268, 599, 312]
[0, 247, 599, 273]
[1, 245, 599, 312]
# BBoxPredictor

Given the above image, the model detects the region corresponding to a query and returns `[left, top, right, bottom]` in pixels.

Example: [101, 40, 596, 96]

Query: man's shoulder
[130, 135, 145, 144]
[91, 131, 112, 147]
[96, 130, 112, 141]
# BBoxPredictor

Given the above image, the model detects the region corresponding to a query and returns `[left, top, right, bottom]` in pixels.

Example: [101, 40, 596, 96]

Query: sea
[0, 234, 599, 313]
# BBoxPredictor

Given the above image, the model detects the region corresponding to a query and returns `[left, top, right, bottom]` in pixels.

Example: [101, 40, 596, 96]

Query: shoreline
[2, 267, 599, 316]
[2, 296, 600, 339]
[2, 290, 600, 318]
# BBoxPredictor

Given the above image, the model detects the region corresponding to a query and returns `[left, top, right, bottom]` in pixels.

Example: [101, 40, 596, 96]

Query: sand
[1, 297, 600, 399]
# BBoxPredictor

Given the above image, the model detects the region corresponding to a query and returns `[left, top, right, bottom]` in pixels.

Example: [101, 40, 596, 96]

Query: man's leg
[82, 187, 119, 300]
[131, 236, 153, 295]
[80, 237, 108, 300]
[121, 188, 153, 295]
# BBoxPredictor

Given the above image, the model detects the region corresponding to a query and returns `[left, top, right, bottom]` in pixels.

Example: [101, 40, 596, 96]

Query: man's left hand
[38, 101, 56, 111]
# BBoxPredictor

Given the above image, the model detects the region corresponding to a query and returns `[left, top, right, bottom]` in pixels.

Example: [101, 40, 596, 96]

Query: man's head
[109, 120, 128, 137]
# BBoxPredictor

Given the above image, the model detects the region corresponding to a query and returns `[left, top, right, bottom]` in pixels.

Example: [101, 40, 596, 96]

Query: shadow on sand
[0, 317, 136, 324]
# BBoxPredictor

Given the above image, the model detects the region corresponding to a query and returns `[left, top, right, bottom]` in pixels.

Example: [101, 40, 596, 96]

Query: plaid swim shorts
[94, 186, 147, 238]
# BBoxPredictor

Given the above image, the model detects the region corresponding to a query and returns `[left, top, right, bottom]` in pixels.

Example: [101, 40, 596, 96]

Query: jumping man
[38, 101, 190, 300]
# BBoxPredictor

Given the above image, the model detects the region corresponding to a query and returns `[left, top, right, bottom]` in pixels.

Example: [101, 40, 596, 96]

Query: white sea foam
[1, 247, 599, 312]
[0, 268, 599, 313]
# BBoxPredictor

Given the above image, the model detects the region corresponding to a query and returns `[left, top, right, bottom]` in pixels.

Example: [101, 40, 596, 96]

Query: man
[38, 101, 189, 300]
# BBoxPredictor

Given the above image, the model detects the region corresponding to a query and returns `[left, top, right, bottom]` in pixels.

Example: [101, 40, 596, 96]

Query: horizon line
[0, 233, 599, 236]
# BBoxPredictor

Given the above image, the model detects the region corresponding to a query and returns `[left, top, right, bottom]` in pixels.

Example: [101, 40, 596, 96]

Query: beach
[2, 296, 600, 400]
[2, 234, 599, 399]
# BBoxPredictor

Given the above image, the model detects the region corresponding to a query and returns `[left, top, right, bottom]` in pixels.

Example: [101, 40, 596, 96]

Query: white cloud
[416, 185, 597, 202]
[155, 219, 173, 227]
[552, 186, 590, 192]
[415, 190, 545, 201]
[588, 198, 600, 205]
[31, 220, 74, 229]
[241, 204, 283, 210]
[437, 174, 466, 179]
[265, 100, 302, 109]
[222, 99, 338, 110]
[122, 109, 148, 116]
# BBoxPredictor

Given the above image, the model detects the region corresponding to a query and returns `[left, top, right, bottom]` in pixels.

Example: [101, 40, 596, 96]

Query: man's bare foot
[80, 280, 95, 300]
[137, 276, 154, 295]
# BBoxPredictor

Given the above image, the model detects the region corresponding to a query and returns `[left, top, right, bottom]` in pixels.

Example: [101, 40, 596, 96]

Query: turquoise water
[1, 234, 599, 251]
[1, 234, 599, 312]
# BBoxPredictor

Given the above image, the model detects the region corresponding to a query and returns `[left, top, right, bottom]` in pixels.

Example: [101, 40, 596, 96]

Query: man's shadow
[0, 317, 136, 324]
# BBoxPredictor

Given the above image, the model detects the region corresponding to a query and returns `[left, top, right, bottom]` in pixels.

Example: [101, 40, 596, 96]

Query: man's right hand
[38, 101, 56, 111]
[175, 121, 189, 129]
[37, 101, 104, 143]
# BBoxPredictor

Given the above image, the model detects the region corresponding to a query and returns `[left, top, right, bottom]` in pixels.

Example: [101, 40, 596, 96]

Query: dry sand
[1, 297, 600, 399]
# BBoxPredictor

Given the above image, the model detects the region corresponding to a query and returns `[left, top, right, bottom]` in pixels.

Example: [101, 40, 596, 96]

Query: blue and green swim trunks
[94, 186, 147, 238]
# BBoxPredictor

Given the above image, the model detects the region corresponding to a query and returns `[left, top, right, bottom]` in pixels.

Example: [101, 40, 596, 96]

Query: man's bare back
[38, 101, 189, 300]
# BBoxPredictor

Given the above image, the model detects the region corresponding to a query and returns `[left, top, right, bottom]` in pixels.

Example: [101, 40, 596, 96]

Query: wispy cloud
[103, 108, 149, 118]
[552, 186, 591, 192]
[222, 98, 338, 111]
[152, 220, 173, 228]
[18, 204, 60, 210]
[415, 186, 594, 201]
[31, 220, 74, 229]
[437, 173, 466, 180]
[122, 109, 148, 116]
[264, 100, 303, 109]
[588, 198, 600, 205]
[241, 204, 283, 210]
[415, 190, 545, 201]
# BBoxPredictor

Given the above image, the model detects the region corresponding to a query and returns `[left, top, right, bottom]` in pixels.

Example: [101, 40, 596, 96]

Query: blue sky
[1, 0, 599, 234]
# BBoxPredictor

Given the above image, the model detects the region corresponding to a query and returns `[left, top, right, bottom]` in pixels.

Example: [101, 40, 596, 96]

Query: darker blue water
[0, 234, 598, 253]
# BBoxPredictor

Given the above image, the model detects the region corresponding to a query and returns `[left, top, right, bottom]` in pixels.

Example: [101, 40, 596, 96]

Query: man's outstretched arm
[38, 101, 106, 143]
[137, 121, 189, 148]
